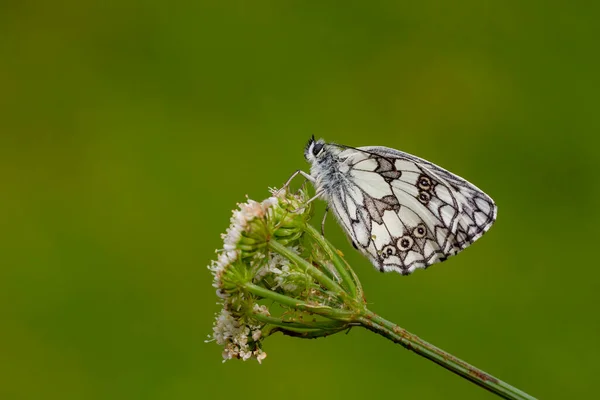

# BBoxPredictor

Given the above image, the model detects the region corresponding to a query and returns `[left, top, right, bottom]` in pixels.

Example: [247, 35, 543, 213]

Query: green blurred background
[1, 1, 599, 399]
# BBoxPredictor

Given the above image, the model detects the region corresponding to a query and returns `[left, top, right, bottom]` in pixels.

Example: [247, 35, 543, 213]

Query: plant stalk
[304, 224, 360, 298]
[244, 283, 355, 321]
[268, 240, 344, 296]
[358, 310, 536, 400]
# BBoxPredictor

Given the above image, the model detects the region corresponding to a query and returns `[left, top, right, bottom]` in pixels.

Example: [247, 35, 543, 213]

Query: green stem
[304, 224, 361, 299]
[268, 240, 346, 298]
[244, 283, 355, 321]
[250, 311, 349, 331]
[358, 310, 536, 400]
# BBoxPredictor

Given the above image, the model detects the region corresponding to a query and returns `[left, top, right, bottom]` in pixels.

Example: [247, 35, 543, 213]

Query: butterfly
[296, 137, 497, 275]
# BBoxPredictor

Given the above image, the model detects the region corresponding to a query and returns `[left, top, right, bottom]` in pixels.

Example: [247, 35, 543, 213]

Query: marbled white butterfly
[295, 137, 497, 275]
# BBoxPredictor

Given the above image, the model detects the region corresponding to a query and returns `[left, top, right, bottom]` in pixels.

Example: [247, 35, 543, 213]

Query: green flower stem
[358, 310, 536, 400]
[244, 283, 355, 321]
[268, 240, 346, 298]
[304, 224, 361, 299]
[250, 312, 349, 331]
[251, 312, 350, 338]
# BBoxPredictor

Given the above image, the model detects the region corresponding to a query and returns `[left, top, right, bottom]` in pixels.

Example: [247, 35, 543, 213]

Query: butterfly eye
[312, 142, 324, 156]
[418, 175, 432, 190]
[418, 191, 431, 204]
[413, 224, 427, 238]
[397, 236, 414, 251]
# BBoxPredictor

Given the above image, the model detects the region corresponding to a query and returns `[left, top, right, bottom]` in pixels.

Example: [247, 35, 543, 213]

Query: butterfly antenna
[305, 135, 315, 153]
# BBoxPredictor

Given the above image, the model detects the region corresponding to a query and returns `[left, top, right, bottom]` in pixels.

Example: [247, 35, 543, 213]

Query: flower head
[212, 305, 269, 363]
[209, 191, 309, 297]
[208, 187, 363, 363]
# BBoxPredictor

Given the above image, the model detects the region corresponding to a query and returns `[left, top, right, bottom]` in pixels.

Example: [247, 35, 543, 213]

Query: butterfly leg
[289, 191, 323, 213]
[321, 206, 329, 236]
[275, 170, 315, 196]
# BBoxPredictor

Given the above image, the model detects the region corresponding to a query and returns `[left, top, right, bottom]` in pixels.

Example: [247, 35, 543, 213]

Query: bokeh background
[1, 1, 599, 399]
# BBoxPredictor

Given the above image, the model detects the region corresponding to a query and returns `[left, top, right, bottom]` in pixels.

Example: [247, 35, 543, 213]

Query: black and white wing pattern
[320, 145, 497, 275]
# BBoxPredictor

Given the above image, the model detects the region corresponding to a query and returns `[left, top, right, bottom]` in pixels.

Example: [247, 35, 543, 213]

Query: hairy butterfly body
[304, 137, 497, 275]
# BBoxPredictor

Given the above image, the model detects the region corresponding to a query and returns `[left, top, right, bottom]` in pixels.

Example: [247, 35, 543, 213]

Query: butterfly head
[304, 136, 326, 162]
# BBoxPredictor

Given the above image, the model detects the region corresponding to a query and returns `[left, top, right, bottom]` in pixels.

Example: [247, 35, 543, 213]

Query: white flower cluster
[209, 251, 237, 299]
[208, 197, 280, 295]
[211, 305, 270, 363]
[222, 197, 278, 252]
[207, 190, 316, 364]
[254, 248, 306, 294]
[208, 197, 281, 363]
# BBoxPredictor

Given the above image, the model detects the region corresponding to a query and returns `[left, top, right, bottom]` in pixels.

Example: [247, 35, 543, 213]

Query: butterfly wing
[326, 145, 497, 275]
